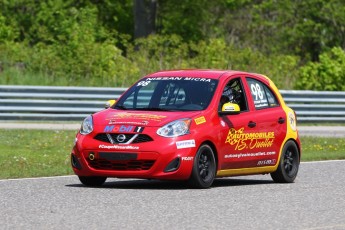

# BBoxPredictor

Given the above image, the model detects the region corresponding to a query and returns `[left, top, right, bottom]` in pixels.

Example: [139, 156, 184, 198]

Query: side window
[220, 78, 248, 111]
[247, 78, 279, 109]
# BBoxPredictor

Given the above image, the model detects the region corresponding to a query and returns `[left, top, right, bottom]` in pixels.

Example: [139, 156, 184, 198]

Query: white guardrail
[1, 85, 345, 122]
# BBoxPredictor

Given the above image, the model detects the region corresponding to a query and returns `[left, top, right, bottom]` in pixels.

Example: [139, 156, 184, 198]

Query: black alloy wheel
[189, 144, 216, 189]
[271, 140, 300, 183]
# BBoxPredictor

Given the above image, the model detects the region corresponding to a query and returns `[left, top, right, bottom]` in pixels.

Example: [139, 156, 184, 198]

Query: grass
[0, 129, 76, 179]
[301, 137, 345, 161]
[0, 129, 345, 179]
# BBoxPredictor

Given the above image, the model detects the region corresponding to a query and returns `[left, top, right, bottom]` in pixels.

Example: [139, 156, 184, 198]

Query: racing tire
[271, 140, 300, 183]
[78, 176, 107, 187]
[189, 144, 216, 189]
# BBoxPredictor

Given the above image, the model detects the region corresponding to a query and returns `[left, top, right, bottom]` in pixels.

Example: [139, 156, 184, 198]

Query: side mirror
[105, 100, 116, 109]
[218, 102, 240, 115]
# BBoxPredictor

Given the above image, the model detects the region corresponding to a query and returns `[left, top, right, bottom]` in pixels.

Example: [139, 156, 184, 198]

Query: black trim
[99, 152, 138, 161]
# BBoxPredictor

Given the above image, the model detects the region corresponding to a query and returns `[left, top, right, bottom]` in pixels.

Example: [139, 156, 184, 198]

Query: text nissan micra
[71, 70, 301, 188]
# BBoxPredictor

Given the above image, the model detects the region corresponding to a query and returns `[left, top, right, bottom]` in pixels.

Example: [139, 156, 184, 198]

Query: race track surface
[1, 160, 345, 230]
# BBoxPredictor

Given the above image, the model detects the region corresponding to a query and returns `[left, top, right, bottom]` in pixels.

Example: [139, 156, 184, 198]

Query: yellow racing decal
[288, 111, 297, 132]
[225, 127, 275, 151]
[217, 166, 277, 177]
[107, 113, 167, 122]
[194, 116, 206, 125]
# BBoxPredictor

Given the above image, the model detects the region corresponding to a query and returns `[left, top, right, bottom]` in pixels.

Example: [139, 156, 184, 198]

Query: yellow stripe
[217, 166, 277, 177]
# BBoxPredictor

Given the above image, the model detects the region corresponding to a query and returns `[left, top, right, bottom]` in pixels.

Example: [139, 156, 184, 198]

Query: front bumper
[71, 134, 196, 180]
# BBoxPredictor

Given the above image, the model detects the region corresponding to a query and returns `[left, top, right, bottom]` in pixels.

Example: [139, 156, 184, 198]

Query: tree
[241, 0, 345, 61]
[296, 47, 345, 91]
[134, 0, 157, 38]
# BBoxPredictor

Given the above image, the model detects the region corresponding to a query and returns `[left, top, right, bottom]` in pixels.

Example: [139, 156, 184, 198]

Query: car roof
[145, 69, 266, 80]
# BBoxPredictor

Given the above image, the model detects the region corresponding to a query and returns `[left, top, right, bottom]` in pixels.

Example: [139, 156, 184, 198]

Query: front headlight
[157, 118, 191, 137]
[80, 115, 93, 135]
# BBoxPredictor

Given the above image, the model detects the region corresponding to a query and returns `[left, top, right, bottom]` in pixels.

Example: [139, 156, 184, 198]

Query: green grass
[0, 129, 76, 179]
[301, 137, 345, 161]
[0, 129, 345, 179]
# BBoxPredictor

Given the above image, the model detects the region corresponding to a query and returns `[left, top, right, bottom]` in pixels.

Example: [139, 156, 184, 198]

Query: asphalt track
[1, 160, 345, 230]
[0, 122, 345, 137]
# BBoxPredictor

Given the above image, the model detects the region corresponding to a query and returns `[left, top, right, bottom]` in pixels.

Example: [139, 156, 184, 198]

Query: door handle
[248, 121, 256, 128]
[278, 117, 285, 124]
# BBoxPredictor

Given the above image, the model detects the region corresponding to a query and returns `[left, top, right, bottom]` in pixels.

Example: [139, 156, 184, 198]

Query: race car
[71, 70, 301, 188]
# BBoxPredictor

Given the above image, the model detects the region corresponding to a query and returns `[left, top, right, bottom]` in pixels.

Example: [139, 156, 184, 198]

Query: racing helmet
[222, 87, 241, 104]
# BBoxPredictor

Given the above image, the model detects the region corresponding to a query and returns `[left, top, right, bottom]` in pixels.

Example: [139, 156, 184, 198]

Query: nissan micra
[71, 70, 301, 188]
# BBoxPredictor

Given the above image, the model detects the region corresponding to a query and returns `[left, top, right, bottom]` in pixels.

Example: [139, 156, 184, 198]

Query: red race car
[71, 70, 301, 188]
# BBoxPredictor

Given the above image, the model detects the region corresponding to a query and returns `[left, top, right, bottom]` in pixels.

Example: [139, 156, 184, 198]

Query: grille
[132, 135, 154, 143]
[94, 133, 153, 144]
[88, 159, 155, 171]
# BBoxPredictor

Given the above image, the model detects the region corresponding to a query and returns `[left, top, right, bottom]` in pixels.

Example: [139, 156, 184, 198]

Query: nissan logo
[116, 134, 126, 143]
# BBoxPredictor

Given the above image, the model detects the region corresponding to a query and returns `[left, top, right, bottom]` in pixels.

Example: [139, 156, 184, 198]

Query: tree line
[1, 0, 345, 90]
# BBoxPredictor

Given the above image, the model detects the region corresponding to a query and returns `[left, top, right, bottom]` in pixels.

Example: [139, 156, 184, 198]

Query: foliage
[0, 0, 139, 87]
[1, 0, 345, 89]
[127, 34, 189, 75]
[128, 36, 299, 89]
[296, 47, 345, 91]
[0, 14, 17, 42]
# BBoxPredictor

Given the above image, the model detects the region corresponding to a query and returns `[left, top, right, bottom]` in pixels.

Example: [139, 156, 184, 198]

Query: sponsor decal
[288, 112, 297, 131]
[143, 77, 212, 82]
[225, 128, 275, 151]
[98, 144, 139, 150]
[225, 151, 276, 159]
[137, 77, 212, 87]
[182, 157, 193, 161]
[108, 113, 167, 122]
[257, 159, 276, 166]
[103, 125, 144, 133]
[184, 77, 212, 82]
[176, 140, 196, 149]
[108, 120, 149, 126]
[194, 116, 206, 125]
[146, 77, 183, 81]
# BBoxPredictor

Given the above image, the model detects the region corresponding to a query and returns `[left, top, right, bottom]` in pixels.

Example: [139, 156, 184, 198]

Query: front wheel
[78, 176, 107, 187]
[189, 144, 216, 189]
[271, 140, 300, 183]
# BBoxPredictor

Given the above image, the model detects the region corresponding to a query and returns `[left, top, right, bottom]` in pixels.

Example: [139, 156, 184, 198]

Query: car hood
[93, 109, 202, 127]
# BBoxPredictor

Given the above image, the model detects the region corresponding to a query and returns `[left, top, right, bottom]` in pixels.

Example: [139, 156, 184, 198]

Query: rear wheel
[271, 140, 300, 183]
[189, 144, 216, 189]
[78, 176, 107, 186]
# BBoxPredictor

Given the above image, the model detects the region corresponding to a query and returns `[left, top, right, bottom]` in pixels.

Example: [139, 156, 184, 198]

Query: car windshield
[114, 77, 218, 111]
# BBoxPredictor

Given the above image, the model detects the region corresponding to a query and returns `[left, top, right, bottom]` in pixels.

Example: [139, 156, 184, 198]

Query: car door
[218, 75, 286, 170]
[243, 77, 287, 167]
[217, 76, 263, 169]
